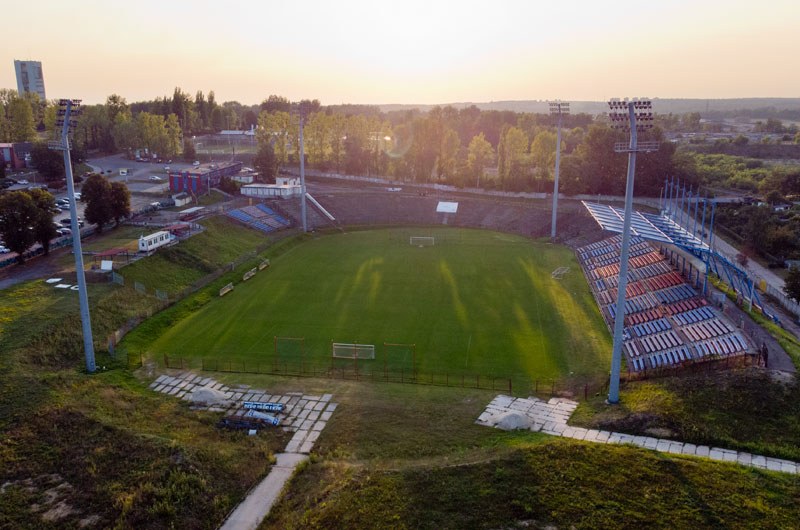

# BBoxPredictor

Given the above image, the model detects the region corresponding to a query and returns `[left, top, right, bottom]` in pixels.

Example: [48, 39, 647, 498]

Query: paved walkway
[149, 372, 337, 529]
[219, 453, 308, 530]
[476, 395, 799, 474]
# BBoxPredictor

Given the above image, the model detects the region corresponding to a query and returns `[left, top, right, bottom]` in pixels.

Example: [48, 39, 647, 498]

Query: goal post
[410, 236, 435, 247]
[331, 342, 376, 359]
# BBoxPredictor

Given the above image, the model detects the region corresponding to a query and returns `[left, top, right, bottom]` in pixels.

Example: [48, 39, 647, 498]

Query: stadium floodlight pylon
[548, 100, 569, 241]
[50, 99, 96, 374]
[292, 102, 310, 232]
[606, 98, 659, 405]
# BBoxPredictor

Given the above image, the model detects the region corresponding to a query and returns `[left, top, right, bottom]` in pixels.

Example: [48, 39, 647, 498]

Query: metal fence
[161, 354, 618, 399]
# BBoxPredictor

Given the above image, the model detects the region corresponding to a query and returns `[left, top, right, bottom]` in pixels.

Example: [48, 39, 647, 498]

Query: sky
[3, 0, 798, 106]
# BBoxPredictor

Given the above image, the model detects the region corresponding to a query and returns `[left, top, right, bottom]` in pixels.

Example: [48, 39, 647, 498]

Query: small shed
[172, 192, 192, 207]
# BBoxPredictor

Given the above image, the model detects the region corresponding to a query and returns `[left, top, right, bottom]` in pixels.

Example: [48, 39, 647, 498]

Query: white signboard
[436, 201, 459, 214]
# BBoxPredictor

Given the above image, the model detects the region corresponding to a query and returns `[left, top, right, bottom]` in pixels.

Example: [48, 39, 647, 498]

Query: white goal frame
[332, 342, 376, 360]
[410, 236, 435, 247]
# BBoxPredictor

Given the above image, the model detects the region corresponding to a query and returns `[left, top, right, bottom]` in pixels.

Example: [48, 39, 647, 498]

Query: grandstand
[284, 188, 600, 242]
[577, 235, 751, 372]
[226, 203, 291, 234]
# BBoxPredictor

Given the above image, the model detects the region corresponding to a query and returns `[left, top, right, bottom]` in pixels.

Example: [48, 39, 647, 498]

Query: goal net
[410, 236, 435, 247]
[332, 342, 376, 360]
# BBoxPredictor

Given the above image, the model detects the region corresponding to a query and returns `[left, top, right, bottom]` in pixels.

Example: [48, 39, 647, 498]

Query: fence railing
[161, 355, 621, 399]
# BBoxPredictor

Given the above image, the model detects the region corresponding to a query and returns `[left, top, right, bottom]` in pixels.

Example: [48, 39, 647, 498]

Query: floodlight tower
[606, 98, 658, 404]
[549, 101, 569, 241]
[50, 99, 96, 373]
[293, 102, 309, 233]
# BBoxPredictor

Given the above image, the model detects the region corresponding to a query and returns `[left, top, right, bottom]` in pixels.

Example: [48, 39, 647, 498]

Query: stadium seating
[226, 203, 291, 234]
[577, 235, 750, 372]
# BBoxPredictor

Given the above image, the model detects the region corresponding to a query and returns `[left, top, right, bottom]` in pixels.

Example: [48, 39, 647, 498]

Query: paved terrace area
[150, 372, 338, 529]
[477, 395, 799, 475]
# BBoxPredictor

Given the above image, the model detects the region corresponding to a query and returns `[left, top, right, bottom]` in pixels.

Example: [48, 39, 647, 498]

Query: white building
[138, 231, 174, 252]
[241, 183, 301, 199]
[14, 60, 46, 100]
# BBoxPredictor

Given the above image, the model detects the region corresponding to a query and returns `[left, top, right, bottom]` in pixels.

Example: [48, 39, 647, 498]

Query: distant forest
[380, 99, 800, 120]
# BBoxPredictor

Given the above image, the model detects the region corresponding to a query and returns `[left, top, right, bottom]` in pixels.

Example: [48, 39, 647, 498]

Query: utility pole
[50, 99, 95, 373]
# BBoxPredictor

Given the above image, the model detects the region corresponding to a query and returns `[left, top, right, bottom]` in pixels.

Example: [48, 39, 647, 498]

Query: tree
[183, 139, 196, 162]
[7, 97, 37, 142]
[0, 191, 38, 262]
[27, 188, 58, 255]
[260, 95, 292, 114]
[30, 143, 65, 182]
[784, 266, 800, 303]
[467, 133, 494, 187]
[530, 130, 559, 178]
[253, 143, 277, 182]
[81, 174, 114, 233]
[256, 111, 293, 166]
[112, 110, 139, 156]
[497, 126, 528, 188]
[109, 182, 131, 226]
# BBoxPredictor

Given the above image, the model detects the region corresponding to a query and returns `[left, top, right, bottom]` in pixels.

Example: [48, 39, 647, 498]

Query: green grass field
[143, 227, 611, 383]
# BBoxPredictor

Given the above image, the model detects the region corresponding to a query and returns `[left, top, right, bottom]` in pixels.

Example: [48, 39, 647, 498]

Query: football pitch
[146, 227, 612, 383]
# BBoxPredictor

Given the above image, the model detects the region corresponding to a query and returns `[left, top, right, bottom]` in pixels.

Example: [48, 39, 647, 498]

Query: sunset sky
[3, 0, 798, 105]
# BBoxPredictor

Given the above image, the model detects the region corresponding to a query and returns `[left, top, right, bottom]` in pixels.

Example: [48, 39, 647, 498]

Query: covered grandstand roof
[582, 201, 709, 251]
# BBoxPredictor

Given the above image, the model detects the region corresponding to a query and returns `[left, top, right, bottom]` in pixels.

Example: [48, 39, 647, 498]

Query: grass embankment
[0, 218, 292, 528]
[133, 227, 611, 386]
[572, 370, 800, 462]
[238, 375, 800, 530]
[118, 216, 271, 294]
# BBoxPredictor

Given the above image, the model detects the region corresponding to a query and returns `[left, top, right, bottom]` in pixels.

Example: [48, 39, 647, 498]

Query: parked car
[17, 179, 29, 185]
[192, 161, 200, 166]
[149, 175, 163, 181]
[57, 228, 71, 236]
[73, 192, 82, 200]
[0, 246, 10, 254]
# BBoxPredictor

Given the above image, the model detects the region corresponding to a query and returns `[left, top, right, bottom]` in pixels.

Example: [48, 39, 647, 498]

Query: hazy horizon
[3, 0, 798, 106]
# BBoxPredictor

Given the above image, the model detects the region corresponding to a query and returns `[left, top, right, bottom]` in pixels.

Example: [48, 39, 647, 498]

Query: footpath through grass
[139, 227, 611, 385]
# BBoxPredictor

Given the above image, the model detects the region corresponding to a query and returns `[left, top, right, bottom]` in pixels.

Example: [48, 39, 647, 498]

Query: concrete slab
[682, 444, 697, 456]
[667, 442, 684, 455]
[656, 440, 671, 452]
[312, 421, 326, 431]
[291, 430, 308, 444]
[326, 403, 338, 412]
[596, 431, 611, 443]
[709, 449, 724, 461]
[737, 452, 752, 466]
[695, 446, 710, 458]
[321, 411, 333, 421]
[751, 455, 766, 468]
[306, 430, 321, 443]
[299, 441, 314, 454]
[314, 401, 326, 411]
[766, 458, 782, 472]
[308, 411, 320, 422]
